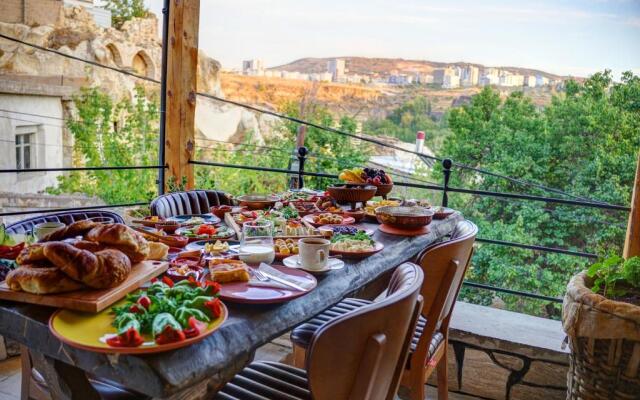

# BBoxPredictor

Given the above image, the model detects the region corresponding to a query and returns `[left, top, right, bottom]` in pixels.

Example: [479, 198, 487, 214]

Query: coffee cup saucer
[282, 255, 345, 274]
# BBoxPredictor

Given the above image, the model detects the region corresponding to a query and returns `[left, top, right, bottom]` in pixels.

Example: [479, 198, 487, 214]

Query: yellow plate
[49, 299, 228, 354]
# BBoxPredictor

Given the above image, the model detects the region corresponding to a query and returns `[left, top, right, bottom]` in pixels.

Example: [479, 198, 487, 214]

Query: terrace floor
[0, 335, 482, 400]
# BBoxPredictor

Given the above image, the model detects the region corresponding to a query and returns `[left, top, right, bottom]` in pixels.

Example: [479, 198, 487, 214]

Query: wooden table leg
[29, 350, 100, 400]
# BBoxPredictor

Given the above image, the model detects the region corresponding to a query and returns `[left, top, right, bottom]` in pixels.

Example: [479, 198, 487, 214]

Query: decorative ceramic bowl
[343, 209, 365, 223]
[155, 221, 180, 234]
[210, 205, 234, 219]
[236, 195, 280, 210]
[373, 183, 393, 198]
[327, 184, 377, 204]
[375, 206, 434, 229]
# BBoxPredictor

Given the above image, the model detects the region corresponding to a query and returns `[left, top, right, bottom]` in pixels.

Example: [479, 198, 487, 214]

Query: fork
[253, 269, 269, 282]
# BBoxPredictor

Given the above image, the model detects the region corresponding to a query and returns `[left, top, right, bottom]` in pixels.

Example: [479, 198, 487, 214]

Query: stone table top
[0, 213, 462, 398]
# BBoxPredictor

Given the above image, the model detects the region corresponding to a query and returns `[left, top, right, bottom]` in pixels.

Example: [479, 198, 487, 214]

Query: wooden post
[623, 151, 640, 258]
[164, 0, 200, 190]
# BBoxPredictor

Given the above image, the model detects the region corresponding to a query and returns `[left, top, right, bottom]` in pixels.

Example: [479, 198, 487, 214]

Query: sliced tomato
[204, 298, 222, 318]
[106, 328, 144, 347]
[155, 325, 186, 345]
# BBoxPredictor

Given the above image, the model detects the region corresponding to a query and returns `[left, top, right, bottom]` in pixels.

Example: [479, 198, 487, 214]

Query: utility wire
[0, 32, 621, 208]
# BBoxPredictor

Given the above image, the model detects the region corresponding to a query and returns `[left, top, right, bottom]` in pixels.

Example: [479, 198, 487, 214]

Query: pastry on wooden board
[85, 223, 150, 263]
[6, 265, 84, 294]
[42, 242, 131, 289]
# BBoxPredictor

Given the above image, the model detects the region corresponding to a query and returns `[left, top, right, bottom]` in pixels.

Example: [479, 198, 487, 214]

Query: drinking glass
[239, 220, 275, 264]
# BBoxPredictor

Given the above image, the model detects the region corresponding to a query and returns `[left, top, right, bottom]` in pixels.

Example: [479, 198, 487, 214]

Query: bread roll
[43, 242, 131, 289]
[147, 242, 169, 260]
[39, 220, 99, 242]
[85, 224, 150, 263]
[6, 265, 84, 294]
[16, 244, 46, 265]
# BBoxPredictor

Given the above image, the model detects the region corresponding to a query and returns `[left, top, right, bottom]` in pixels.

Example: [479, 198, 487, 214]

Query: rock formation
[0, 6, 271, 144]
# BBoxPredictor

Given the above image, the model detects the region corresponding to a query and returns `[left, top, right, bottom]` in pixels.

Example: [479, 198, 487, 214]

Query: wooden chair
[149, 190, 233, 218]
[402, 220, 476, 400]
[215, 262, 425, 400]
[290, 220, 477, 400]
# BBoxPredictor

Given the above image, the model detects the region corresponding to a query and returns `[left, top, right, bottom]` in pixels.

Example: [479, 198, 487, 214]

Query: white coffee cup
[298, 238, 330, 270]
[34, 222, 65, 240]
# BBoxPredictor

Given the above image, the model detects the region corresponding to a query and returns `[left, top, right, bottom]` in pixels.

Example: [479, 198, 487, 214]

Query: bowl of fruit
[326, 183, 377, 205]
[339, 168, 393, 198]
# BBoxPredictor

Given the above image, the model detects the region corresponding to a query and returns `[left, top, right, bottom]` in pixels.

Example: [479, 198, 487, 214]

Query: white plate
[282, 255, 345, 274]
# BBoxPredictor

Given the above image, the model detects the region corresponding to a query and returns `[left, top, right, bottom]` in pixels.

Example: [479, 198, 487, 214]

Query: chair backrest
[410, 220, 477, 366]
[5, 210, 124, 235]
[149, 190, 233, 218]
[306, 263, 424, 400]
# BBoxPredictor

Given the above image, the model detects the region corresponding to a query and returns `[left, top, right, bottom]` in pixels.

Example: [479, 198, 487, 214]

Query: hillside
[271, 56, 572, 80]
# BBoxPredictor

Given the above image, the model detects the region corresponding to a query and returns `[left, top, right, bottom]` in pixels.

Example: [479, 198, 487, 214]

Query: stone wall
[426, 302, 569, 400]
[0, 0, 63, 26]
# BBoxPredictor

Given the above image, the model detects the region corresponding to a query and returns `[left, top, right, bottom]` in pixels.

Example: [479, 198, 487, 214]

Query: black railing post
[297, 146, 308, 189]
[442, 158, 452, 207]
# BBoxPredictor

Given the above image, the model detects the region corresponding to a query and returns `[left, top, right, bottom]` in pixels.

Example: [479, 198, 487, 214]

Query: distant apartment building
[524, 75, 537, 87]
[327, 59, 345, 82]
[460, 66, 480, 87]
[242, 59, 264, 76]
[433, 67, 460, 88]
[388, 74, 413, 85]
[309, 72, 333, 82]
[499, 72, 525, 87]
[443, 74, 460, 89]
[536, 74, 549, 87]
[479, 68, 501, 86]
[414, 73, 433, 84]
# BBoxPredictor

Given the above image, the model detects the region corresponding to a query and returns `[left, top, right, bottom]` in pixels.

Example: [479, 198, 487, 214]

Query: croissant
[85, 224, 149, 263]
[6, 265, 84, 294]
[43, 242, 131, 289]
[16, 244, 46, 265]
[39, 220, 99, 242]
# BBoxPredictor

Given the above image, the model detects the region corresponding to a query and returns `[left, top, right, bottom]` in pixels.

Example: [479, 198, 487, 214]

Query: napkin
[247, 263, 315, 291]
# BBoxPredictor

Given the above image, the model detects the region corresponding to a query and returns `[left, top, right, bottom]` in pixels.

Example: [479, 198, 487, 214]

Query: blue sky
[145, 0, 640, 78]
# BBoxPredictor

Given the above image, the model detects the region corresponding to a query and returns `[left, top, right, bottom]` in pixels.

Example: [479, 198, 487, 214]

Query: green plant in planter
[587, 255, 640, 299]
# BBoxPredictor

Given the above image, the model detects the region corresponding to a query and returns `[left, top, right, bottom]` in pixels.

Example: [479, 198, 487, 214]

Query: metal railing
[0, 20, 632, 306]
[189, 144, 630, 304]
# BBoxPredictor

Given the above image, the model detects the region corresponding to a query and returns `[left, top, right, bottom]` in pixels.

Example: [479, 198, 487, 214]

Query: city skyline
[145, 0, 640, 80]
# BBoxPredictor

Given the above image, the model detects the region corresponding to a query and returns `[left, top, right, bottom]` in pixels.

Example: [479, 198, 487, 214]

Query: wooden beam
[623, 151, 640, 258]
[164, 0, 200, 190]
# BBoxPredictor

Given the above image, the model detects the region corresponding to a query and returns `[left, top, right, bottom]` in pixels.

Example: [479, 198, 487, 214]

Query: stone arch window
[106, 43, 123, 67]
[132, 50, 155, 78]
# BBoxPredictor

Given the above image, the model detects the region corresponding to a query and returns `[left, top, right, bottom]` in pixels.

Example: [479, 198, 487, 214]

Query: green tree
[47, 86, 159, 203]
[436, 72, 640, 317]
[194, 102, 372, 193]
[364, 96, 450, 151]
[104, 0, 148, 29]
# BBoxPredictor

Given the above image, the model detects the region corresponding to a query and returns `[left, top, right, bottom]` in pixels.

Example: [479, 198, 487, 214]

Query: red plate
[330, 241, 384, 259]
[217, 265, 317, 304]
[379, 224, 429, 236]
[302, 214, 355, 227]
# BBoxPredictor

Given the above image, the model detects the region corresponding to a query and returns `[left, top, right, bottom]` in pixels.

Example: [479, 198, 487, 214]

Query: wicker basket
[562, 272, 640, 400]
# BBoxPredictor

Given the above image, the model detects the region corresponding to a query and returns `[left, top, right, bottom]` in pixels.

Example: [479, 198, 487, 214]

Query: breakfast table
[0, 212, 462, 399]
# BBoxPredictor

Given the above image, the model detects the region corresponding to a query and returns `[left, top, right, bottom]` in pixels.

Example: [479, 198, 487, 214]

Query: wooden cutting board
[0, 260, 168, 313]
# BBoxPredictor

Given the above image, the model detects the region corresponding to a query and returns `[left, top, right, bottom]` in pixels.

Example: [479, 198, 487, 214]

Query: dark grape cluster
[362, 168, 390, 184]
[331, 226, 359, 235]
